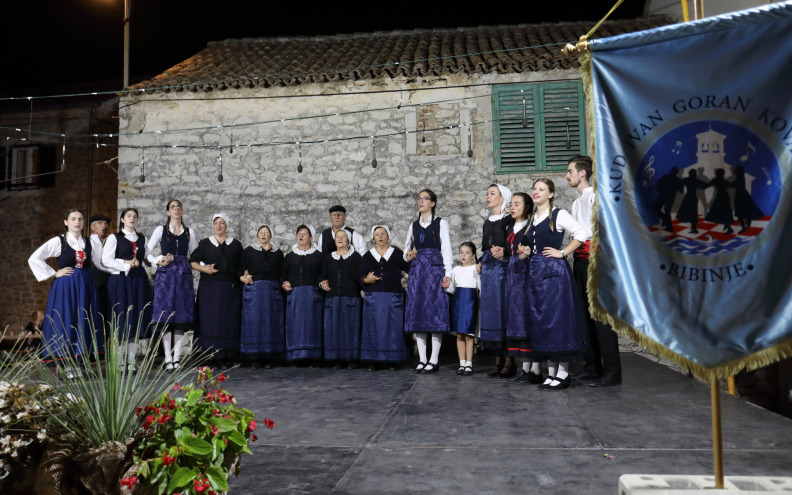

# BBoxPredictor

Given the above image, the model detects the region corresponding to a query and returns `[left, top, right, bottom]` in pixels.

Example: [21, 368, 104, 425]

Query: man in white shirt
[89, 213, 112, 321]
[318, 205, 367, 256]
[566, 156, 622, 387]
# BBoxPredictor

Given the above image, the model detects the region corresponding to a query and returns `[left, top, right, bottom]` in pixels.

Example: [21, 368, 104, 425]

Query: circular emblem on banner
[635, 120, 780, 256]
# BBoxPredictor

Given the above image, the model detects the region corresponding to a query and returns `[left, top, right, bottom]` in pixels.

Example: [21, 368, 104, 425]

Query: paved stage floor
[222, 353, 792, 494]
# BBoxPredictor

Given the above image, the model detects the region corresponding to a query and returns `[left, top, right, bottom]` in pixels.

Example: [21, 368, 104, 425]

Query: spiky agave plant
[31, 306, 212, 449]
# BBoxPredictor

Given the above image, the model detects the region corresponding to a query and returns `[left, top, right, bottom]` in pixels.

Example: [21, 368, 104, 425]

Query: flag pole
[711, 380, 724, 489]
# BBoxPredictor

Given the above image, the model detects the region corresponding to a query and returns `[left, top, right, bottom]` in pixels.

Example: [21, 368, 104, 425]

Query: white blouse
[529, 207, 588, 252]
[402, 216, 453, 278]
[28, 232, 94, 282]
[145, 224, 198, 265]
[445, 264, 480, 294]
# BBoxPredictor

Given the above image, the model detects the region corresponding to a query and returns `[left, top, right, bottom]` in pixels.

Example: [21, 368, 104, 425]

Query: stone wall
[118, 71, 583, 258]
[0, 101, 118, 334]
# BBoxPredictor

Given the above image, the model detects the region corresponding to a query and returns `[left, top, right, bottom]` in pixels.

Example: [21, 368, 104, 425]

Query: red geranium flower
[142, 415, 156, 428]
[248, 420, 256, 431]
[217, 373, 227, 382]
[120, 476, 137, 488]
[264, 418, 275, 429]
[251, 434, 258, 442]
[163, 452, 176, 466]
[173, 382, 181, 391]
[193, 478, 210, 492]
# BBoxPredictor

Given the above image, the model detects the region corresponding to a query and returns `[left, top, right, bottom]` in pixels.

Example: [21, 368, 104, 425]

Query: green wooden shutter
[493, 81, 586, 173]
[493, 87, 537, 173]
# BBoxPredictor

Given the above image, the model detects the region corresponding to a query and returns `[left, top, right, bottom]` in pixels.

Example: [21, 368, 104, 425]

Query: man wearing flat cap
[319, 205, 367, 256]
[89, 213, 113, 322]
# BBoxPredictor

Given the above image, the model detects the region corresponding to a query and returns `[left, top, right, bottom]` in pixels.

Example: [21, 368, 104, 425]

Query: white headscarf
[211, 212, 230, 228]
[370, 225, 391, 241]
[496, 184, 512, 214]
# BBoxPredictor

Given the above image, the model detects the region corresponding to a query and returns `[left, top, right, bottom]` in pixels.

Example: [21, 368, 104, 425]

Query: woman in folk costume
[403, 189, 453, 374]
[520, 179, 589, 390]
[28, 209, 101, 378]
[478, 183, 517, 378]
[320, 229, 362, 369]
[357, 225, 411, 371]
[239, 225, 285, 368]
[503, 192, 542, 385]
[281, 225, 324, 363]
[190, 212, 244, 369]
[146, 199, 197, 371]
[103, 207, 153, 372]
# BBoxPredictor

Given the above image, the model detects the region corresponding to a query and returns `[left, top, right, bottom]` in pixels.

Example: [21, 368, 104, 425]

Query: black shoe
[589, 375, 622, 387]
[456, 366, 465, 376]
[413, 362, 426, 374]
[387, 365, 398, 371]
[463, 366, 472, 376]
[367, 364, 378, 371]
[526, 371, 543, 384]
[421, 362, 438, 374]
[495, 365, 517, 379]
[538, 378, 553, 390]
[347, 362, 357, 370]
[546, 375, 571, 391]
[333, 363, 343, 370]
[264, 363, 273, 369]
[573, 370, 600, 382]
[508, 370, 530, 383]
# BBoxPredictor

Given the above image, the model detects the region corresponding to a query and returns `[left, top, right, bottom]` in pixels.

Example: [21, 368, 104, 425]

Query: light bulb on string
[421, 121, 426, 143]
[565, 122, 572, 149]
[297, 142, 303, 174]
[139, 148, 145, 183]
[370, 136, 377, 168]
[229, 134, 234, 154]
[61, 134, 66, 171]
[218, 153, 224, 182]
[467, 125, 473, 158]
[522, 97, 528, 128]
[397, 92, 403, 110]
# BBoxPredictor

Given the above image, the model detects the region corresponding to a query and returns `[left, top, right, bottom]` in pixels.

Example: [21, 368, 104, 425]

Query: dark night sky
[0, 1, 645, 96]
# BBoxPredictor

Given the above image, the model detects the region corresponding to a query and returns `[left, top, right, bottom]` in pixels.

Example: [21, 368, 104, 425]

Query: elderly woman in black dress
[320, 229, 362, 369]
[357, 225, 411, 371]
[281, 225, 324, 363]
[190, 213, 244, 368]
[239, 225, 285, 368]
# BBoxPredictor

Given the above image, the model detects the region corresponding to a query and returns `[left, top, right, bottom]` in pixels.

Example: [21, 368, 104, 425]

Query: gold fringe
[580, 49, 792, 383]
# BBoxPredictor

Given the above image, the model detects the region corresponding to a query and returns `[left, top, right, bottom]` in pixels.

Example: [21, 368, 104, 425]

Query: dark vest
[160, 228, 189, 256]
[411, 217, 443, 250]
[58, 234, 93, 270]
[113, 232, 147, 261]
[527, 209, 564, 251]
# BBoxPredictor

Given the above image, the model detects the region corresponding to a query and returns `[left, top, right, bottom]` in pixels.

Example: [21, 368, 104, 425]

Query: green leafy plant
[31, 308, 210, 449]
[128, 367, 267, 495]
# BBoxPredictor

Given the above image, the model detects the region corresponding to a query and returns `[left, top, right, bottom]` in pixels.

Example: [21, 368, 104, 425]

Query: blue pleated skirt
[360, 292, 407, 363]
[152, 255, 194, 328]
[107, 266, 153, 338]
[479, 251, 508, 344]
[405, 249, 450, 333]
[451, 287, 478, 336]
[241, 279, 285, 357]
[285, 285, 323, 361]
[323, 296, 361, 361]
[195, 280, 241, 359]
[41, 268, 102, 358]
[527, 255, 588, 362]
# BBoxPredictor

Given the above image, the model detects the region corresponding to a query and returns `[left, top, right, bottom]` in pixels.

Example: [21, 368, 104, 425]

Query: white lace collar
[488, 211, 508, 222]
[370, 246, 394, 261]
[291, 244, 317, 256]
[209, 236, 234, 247]
[251, 243, 278, 252]
[331, 250, 354, 260]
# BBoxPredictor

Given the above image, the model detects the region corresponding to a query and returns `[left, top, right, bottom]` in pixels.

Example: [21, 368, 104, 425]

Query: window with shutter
[492, 81, 586, 173]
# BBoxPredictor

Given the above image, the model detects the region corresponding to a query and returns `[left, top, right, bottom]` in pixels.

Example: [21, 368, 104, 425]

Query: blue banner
[589, 3, 792, 378]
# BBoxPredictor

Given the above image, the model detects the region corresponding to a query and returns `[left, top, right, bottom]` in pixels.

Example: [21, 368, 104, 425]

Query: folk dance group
[28, 156, 622, 388]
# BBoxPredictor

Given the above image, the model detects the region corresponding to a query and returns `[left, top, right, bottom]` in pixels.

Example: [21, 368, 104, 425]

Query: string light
[370, 136, 377, 169]
[61, 134, 66, 171]
[296, 142, 303, 174]
[217, 153, 224, 182]
[466, 125, 473, 158]
[139, 148, 145, 183]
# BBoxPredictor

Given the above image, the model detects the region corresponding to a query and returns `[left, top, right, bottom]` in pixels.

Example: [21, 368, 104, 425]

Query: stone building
[119, 17, 669, 256]
[0, 97, 118, 334]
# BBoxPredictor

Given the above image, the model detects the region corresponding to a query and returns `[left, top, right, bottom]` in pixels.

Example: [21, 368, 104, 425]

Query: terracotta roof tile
[131, 16, 672, 93]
